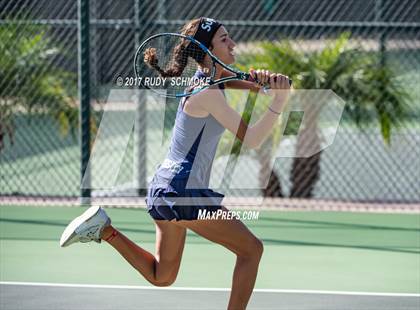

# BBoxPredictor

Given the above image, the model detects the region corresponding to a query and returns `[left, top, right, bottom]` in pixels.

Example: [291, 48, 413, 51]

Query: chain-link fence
[1, 0, 419, 205]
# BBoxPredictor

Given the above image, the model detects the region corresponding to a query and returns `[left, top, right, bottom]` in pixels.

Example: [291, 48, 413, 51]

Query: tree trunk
[256, 145, 283, 197]
[290, 104, 322, 198]
[290, 150, 321, 198]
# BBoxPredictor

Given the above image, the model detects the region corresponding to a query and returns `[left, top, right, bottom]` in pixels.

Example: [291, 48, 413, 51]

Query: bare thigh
[154, 220, 187, 282]
[173, 207, 262, 257]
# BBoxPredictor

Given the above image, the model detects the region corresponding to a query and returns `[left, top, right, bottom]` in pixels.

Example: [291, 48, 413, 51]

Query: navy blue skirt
[145, 169, 224, 221]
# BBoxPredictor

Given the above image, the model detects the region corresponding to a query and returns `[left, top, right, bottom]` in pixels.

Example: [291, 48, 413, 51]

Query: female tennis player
[60, 17, 290, 310]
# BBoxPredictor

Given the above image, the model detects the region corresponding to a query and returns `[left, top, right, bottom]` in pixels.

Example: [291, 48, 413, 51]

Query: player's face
[210, 26, 236, 65]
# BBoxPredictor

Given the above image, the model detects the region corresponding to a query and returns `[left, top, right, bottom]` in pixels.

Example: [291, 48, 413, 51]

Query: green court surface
[0, 205, 419, 294]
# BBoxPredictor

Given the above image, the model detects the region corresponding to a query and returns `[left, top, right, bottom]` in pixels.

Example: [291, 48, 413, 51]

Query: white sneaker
[60, 206, 111, 247]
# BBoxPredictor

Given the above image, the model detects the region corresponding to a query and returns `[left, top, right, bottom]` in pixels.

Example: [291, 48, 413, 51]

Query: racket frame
[134, 32, 253, 98]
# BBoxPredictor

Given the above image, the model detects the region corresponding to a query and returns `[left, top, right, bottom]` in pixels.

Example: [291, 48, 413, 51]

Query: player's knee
[149, 271, 177, 287]
[153, 262, 179, 286]
[153, 277, 176, 287]
[252, 237, 264, 259]
[239, 237, 264, 260]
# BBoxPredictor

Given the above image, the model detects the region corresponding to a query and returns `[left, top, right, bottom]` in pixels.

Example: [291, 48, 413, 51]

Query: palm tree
[0, 23, 78, 152]
[220, 32, 409, 198]
[218, 89, 285, 197]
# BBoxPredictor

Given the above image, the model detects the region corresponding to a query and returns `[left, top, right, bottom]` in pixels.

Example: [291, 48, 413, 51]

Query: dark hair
[144, 18, 208, 77]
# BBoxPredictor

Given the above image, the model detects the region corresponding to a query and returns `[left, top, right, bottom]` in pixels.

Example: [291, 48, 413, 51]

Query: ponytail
[143, 18, 207, 77]
[144, 43, 189, 77]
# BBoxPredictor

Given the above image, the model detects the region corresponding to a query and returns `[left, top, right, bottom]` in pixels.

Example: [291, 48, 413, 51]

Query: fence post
[375, 0, 386, 67]
[79, 0, 91, 204]
[134, 0, 147, 196]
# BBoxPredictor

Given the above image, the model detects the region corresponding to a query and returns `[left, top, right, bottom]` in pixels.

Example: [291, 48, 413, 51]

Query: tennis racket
[134, 32, 292, 98]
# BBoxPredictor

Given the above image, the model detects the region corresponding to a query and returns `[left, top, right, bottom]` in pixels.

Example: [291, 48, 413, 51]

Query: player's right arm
[190, 70, 291, 149]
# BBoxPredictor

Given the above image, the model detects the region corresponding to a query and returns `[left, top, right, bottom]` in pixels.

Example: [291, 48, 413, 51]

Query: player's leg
[102, 220, 186, 286]
[60, 206, 186, 287]
[174, 207, 263, 310]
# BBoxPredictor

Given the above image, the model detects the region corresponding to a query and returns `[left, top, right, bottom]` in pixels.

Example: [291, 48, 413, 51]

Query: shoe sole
[60, 205, 102, 247]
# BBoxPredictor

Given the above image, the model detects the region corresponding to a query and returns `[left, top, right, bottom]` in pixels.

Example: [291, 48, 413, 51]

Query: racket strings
[143, 37, 193, 76]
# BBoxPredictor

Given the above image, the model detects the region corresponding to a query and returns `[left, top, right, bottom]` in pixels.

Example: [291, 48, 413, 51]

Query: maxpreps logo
[201, 18, 216, 32]
[82, 89, 346, 192]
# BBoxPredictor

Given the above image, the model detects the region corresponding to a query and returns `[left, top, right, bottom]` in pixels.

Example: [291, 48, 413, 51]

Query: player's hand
[249, 69, 291, 90]
[269, 73, 291, 90]
[249, 69, 271, 88]
[268, 73, 291, 107]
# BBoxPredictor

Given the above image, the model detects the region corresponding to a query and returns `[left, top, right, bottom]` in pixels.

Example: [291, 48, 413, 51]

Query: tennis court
[1, 1, 420, 309]
[1, 205, 419, 309]
[2, 283, 419, 310]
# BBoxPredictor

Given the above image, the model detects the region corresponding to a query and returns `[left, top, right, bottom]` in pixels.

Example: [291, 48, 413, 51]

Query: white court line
[1, 281, 419, 298]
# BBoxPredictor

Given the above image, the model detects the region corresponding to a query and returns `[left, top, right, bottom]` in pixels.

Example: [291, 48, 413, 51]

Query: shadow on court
[1, 284, 419, 310]
[1, 215, 418, 254]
